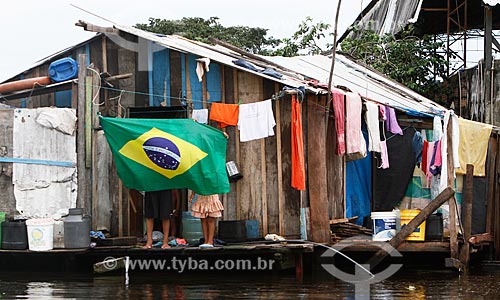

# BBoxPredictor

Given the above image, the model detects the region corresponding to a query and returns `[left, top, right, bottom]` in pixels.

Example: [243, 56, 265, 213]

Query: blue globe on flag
[142, 137, 181, 170]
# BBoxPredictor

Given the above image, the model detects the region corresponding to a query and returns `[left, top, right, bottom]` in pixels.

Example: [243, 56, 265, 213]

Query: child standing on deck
[189, 192, 224, 248]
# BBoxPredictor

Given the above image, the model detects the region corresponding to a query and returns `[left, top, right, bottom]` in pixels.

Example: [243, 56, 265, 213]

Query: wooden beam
[486, 137, 497, 235]
[275, 84, 285, 236]
[233, 68, 241, 220]
[91, 71, 100, 231]
[367, 187, 455, 269]
[459, 164, 474, 274]
[261, 139, 268, 235]
[307, 96, 330, 243]
[76, 20, 118, 34]
[329, 217, 358, 225]
[447, 119, 459, 260]
[469, 233, 494, 245]
[85, 76, 93, 168]
[496, 137, 500, 259]
[77, 54, 88, 210]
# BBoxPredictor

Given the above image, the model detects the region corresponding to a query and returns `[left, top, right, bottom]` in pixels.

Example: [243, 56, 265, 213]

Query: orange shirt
[209, 103, 239, 128]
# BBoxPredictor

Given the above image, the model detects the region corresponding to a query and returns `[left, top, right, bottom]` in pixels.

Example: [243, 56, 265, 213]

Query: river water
[0, 268, 499, 299]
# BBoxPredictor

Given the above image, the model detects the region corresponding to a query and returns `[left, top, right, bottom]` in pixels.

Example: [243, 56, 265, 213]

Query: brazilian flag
[100, 117, 230, 195]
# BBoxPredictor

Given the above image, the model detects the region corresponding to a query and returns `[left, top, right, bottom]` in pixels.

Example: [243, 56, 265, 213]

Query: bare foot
[161, 244, 171, 249]
[142, 244, 152, 249]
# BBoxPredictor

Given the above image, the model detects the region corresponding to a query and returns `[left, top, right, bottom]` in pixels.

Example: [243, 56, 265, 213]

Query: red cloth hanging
[333, 89, 346, 155]
[291, 95, 305, 190]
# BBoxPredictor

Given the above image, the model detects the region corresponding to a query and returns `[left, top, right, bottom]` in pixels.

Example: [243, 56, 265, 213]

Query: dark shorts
[144, 190, 174, 219]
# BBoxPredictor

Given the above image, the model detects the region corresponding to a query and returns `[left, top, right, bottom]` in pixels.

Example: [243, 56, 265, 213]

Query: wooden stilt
[459, 164, 474, 274]
[295, 252, 304, 281]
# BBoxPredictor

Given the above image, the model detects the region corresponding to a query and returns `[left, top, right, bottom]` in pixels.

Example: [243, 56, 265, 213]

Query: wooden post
[233, 69, 241, 220]
[486, 137, 497, 236]
[496, 138, 500, 259]
[295, 252, 304, 281]
[91, 70, 100, 230]
[275, 84, 285, 237]
[447, 118, 459, 260]
[368, 187, 455, 269]
[77, 54, 89, 211]
[85, 76, 93, 169]
[307, 96, 330, 243]
[459, 164, 474, 274]
[261, 139, 268, 235]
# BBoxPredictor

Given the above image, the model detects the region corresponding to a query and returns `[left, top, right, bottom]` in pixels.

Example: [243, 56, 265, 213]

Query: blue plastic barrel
[181, 211, 203, 246]
[48, 57, 78, 82]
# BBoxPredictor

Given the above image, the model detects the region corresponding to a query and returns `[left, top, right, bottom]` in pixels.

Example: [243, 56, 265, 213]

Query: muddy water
[0, 269, 499, 299]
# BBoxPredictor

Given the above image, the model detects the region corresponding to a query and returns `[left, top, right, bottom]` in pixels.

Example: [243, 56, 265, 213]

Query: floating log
[0, 76, 51, 94]
[93, 256, 127, 273]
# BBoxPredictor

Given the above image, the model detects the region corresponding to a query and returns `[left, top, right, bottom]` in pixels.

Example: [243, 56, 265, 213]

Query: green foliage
[135, 17, 280, 54]
[269, 17, 332, 56]
[135, 16, 331, 57]
[340, 25, 450, 101]
[136, 16, 451, 101]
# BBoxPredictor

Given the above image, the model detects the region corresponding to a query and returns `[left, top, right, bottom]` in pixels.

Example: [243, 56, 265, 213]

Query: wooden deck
[0, 242, 314, 274]
[330, 240, 451, 253]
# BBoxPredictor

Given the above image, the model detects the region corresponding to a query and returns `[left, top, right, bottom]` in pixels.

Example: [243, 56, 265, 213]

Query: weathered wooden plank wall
[0, 109, 15, 217]
[263, 81, 279, 235]
[237, 71, 264, 233]
[187, 54, 203, 109]
[327, 100, 345, 220]
[222, 66, 237, 220]
[152, 48, 170, 106]
[280, 95, 301, 238]
[170, 51, 183, 106]
[307, 95, 330, 243]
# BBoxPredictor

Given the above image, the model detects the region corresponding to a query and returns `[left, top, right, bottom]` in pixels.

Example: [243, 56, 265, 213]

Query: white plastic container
[371, 211, 397, 241]
[26, 218, 55, 251]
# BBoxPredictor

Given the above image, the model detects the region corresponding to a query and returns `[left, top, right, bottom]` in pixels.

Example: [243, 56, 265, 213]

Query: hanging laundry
[345, 92, 366, 160]
[438, 110, 460, 194]
[209, 103, 239, 128]
[364, 101, 382, 153]
[412, 131, 424, 166]
[378, 140, 390, 169]
[456, 118, 493, 177]
[195, 58, 210, 82]
[332, 89, 346, 155]
[238, 100, 276, 142]
[379, 105, 387, 121]
[422, 140, 429, 173]
[429, 140, 442, 176]
[192, 109, 209, 124]
[385, 106, 403, 135]
[433, 116, 443, 141]
[424, 141, 436, 185]
[291, 95, 305, 190]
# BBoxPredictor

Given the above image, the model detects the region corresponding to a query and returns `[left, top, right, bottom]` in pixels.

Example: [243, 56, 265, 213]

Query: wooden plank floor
[329, 240, 450, 253]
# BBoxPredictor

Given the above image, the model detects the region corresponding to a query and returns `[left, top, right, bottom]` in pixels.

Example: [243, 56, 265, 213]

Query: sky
[0, 0, 368, 82]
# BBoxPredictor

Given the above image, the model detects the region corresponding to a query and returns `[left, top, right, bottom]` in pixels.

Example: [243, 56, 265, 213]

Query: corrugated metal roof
[265, 55, 445, 115]
[2, 21, 447, 116]
[341, 0, 500, 39]
[484, 0, 500, 6]
[112, 23, 446, 115]
[341, 0, 423, 38]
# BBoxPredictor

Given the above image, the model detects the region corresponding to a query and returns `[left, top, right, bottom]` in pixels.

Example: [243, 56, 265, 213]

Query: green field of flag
[100, 117, 230, 195]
